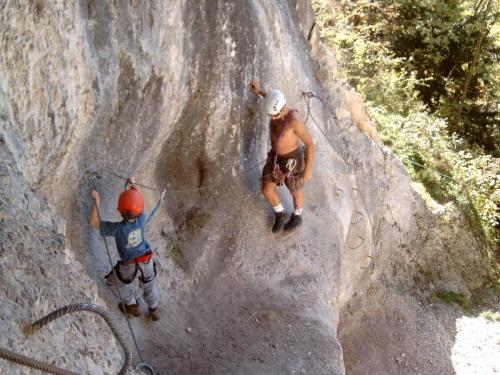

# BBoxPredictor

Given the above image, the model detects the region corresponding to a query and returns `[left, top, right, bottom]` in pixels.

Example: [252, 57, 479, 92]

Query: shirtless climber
[89, 180, 164, 321]
[250, 80, 315, 232]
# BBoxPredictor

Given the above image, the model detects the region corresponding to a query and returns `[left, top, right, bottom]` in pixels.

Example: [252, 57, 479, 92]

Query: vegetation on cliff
[313, 0, 499, 254]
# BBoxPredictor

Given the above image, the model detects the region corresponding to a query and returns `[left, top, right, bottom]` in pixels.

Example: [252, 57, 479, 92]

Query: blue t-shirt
[100, 212, 152, 262]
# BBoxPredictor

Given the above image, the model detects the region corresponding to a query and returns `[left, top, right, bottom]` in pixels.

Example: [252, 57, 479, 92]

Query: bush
[313, 0, 500, 251]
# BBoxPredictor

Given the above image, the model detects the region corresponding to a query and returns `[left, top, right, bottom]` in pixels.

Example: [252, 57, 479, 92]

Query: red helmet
[117, 187, 144, 219]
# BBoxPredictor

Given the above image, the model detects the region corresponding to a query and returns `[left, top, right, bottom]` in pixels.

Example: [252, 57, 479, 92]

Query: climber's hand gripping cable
[146, 188, 166, 225]
[89, 190, 101, 229]
[125, 176, 136, 189]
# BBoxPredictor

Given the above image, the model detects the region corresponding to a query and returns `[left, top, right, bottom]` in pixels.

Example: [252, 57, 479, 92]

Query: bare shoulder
[289, 112, 305, 130]
[291, 116, 310, 137]
[290, 111, 313, 144]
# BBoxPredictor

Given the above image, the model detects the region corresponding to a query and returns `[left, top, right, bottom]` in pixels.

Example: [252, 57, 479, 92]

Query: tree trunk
[452, 0, 492, 132]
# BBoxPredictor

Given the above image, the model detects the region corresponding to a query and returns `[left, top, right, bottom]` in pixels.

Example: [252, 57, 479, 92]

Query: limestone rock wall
[0, 144, 123, 374]
[0, 1, 490, 374]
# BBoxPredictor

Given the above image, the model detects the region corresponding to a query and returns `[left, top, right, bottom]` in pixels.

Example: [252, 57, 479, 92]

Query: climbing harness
[92, 174, 156, 375]
[285, 158, 297, 174]
[0, 303, 131, 375]
[128, 249, 153, 264]
[106, 257, 157, 286]
[106, 261, 137, 285]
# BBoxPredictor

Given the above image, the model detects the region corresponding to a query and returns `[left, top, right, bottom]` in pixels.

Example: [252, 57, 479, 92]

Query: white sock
[125, 297, 137, 306]
[294, 208, 303, 216]
[273, 203, 284, 213]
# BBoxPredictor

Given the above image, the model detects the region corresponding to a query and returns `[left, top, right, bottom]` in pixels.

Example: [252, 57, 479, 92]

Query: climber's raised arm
[89, 190, 101, 229]
[250, 80, 267, 98]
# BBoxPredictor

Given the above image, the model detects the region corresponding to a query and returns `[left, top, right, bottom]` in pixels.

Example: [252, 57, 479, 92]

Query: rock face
[0, 1, 490, 374]
[0, 145, 123, 374]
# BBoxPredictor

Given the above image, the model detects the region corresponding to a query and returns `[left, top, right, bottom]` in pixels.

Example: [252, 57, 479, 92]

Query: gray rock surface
[0, 144, 123, 374]
[0, 1, 491, 374]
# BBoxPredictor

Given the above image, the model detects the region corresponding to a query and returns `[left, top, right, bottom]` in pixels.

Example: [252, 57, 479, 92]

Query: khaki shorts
[261, 148, 305, 193]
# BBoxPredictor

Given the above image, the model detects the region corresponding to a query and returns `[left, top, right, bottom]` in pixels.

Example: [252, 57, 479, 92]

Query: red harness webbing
[127, 250, 153, 264]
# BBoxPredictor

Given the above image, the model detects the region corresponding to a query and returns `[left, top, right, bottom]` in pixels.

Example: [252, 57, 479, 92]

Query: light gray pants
[105, 259, 159, 309]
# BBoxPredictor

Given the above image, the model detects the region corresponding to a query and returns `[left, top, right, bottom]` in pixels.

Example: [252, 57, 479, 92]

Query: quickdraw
[285, 158, 297, 173]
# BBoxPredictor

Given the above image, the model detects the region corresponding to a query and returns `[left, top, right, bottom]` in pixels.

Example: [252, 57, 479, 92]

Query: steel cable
[101, 158, 268, 194]
[302, 91, 376, 262]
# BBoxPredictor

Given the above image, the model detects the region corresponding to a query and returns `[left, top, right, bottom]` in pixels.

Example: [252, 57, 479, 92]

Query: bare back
[269, 110, 301, 155]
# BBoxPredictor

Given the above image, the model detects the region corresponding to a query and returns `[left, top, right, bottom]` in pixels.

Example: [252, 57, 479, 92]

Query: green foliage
[436, 291, 472, 310]
[480, 310, 500, 321]
[387, 0, 500, 153]
[313, 0, 500, 250]
[313, 0, 500, 154]
[489, 279, 500, 293]
[369, 105, 499, 245]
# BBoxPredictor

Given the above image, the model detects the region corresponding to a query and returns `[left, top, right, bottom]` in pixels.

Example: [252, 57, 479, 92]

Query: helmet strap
[121, 211, 134, 220]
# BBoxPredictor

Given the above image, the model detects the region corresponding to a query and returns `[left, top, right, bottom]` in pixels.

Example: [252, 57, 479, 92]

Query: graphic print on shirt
[126, 228, 142, 248]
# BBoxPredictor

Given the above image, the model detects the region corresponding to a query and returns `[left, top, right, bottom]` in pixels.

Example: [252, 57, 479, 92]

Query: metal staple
[360, 256, 375, 273]
[348, 236, 365, 249]
[350, 211, 363, 225]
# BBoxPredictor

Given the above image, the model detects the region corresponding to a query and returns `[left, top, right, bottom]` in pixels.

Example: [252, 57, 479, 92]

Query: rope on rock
[0, 303, 131, 375]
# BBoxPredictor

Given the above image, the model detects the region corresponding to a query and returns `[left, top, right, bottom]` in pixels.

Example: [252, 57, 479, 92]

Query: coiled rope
[0, 303, 131, 375]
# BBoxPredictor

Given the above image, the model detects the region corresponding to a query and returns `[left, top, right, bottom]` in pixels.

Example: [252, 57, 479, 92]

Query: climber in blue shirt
[89, 180, 165, 321]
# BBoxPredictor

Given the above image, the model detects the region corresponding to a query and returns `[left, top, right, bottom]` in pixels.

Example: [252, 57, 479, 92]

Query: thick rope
[0, 303, 131, 375]
[0, 347, 78, 375]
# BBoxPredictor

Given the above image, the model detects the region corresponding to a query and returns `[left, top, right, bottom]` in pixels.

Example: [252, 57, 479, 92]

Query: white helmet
[264, 90, 287, 116]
